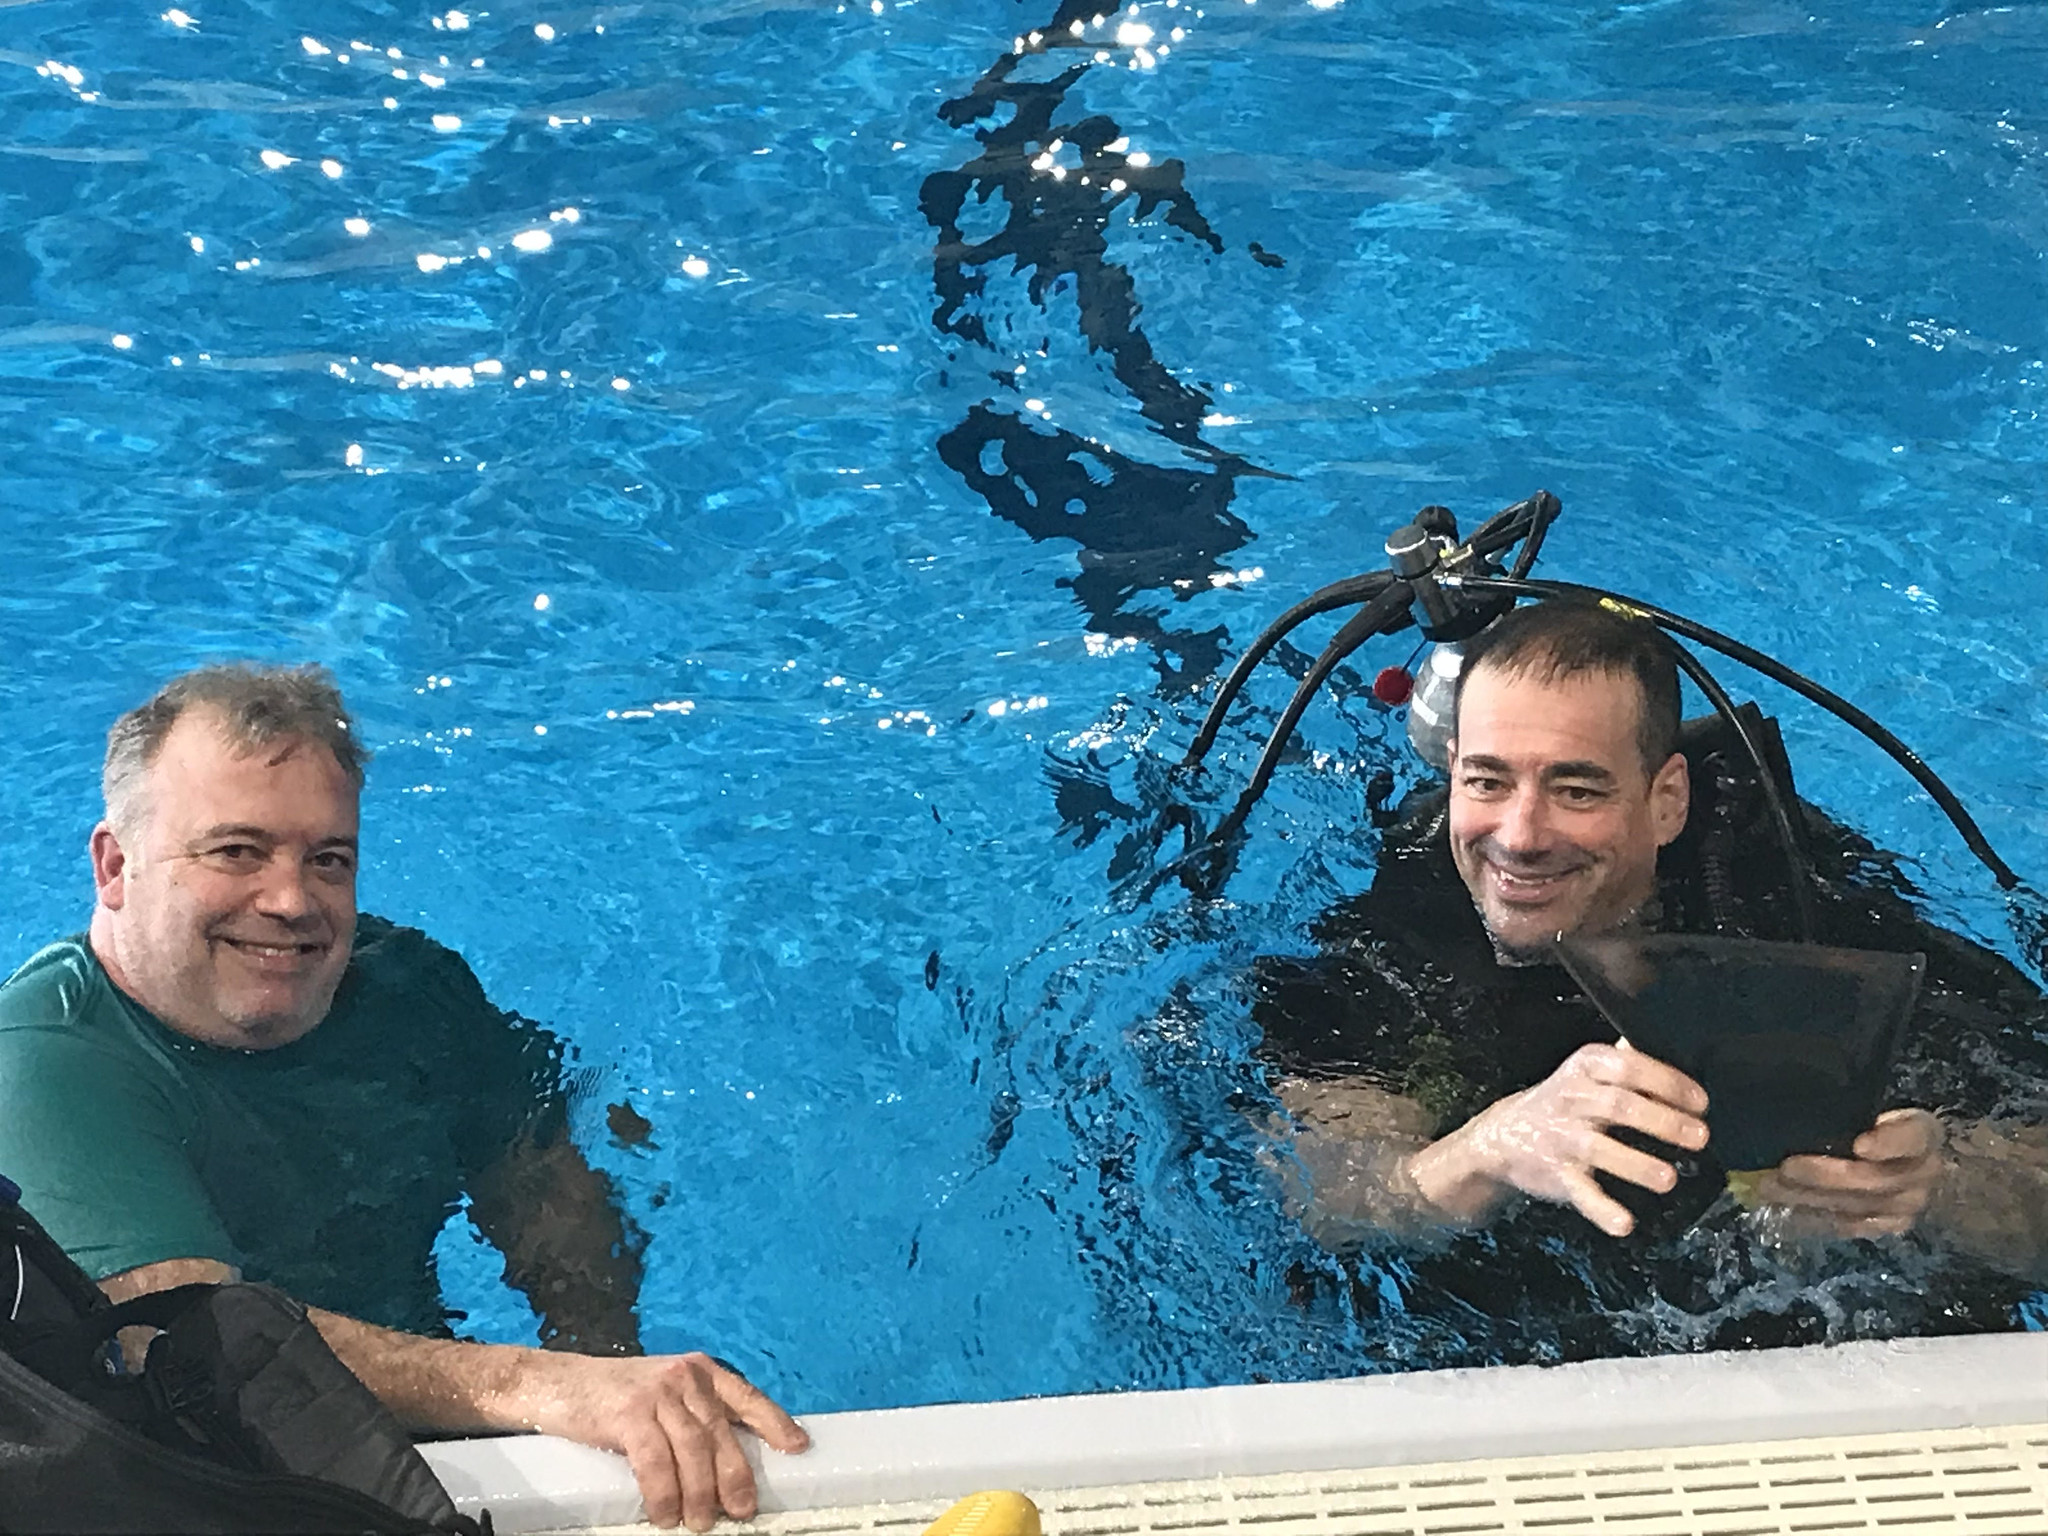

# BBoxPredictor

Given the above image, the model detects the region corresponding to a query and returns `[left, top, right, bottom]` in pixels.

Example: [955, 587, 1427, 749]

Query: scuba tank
[1404, 643, 1464, 771]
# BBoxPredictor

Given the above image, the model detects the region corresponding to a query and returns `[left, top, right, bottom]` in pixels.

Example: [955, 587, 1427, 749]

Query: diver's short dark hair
[104, 664, 368, 834]
[1453, 600, 1681, 776]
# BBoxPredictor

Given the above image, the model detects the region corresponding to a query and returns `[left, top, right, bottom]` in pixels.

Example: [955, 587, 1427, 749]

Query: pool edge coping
[422, 1331, 2048, 1532]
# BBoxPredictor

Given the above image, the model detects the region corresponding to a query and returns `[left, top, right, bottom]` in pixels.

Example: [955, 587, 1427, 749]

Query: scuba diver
[1172, 494, 2048, 1359]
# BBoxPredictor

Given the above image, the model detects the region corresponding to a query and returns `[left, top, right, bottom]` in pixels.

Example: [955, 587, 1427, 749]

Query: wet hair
[1453, 600, 1681, 777]
[103, 663, 368, 835]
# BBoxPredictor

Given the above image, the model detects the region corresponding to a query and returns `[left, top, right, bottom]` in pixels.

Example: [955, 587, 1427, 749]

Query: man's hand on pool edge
[528, 1351, 812, 1531]
[307, 1310, 810, 1532]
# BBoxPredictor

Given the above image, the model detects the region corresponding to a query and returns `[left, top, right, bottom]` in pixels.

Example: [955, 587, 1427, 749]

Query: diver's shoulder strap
[1678, 701, 1798, 806]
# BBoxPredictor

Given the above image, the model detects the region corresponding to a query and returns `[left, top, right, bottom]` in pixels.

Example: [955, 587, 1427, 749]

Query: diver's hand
[1405, 1042, 1709, 1237]
[1752, 1108, 1945, 1238]
[511, 1351, 810, 1530]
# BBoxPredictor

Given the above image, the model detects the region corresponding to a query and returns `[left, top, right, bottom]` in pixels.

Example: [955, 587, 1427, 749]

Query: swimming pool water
[0, 0, 2043, 1413]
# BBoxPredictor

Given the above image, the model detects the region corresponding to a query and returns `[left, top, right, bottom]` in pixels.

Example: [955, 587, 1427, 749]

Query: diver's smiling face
[90, 709, 359, 1050]
[1448, 663, 1688, 959]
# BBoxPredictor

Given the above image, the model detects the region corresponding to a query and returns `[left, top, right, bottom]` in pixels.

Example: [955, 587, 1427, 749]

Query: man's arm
[421, 934, 646, 1355]
[1283, 1044, 1711, 1240]
[1275, 1077, 1450, 1246]
[101, 1259, 809, 1532]
[468, 1132, 645, 1356]
[1933, 1120, 2048, 1280]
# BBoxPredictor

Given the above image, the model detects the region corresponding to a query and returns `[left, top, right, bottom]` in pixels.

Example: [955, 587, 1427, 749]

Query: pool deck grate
[555, 1423, 2048, 1536]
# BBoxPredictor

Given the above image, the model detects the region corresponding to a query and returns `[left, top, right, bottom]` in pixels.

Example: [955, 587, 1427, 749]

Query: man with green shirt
[0, 664, 807, 1532]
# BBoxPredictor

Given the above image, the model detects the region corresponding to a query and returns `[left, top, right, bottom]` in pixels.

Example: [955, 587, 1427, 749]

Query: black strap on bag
[0, 1178, 490, 1536]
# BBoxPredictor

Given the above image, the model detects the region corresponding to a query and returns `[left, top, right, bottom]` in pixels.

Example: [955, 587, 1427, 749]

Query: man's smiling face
[1447, 662, 1689, 960]
[91, 708, 359, 1049]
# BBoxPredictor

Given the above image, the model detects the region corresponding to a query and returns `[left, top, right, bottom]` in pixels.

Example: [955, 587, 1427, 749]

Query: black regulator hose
[1664, 640, 1819, 941]
[1461, 490, 1559, 571]
[1506, 492, 1561, 580]
[1207, 580, 1415, 847]
[1451, 574, 2022, 892]
[1183, 570, 1396, 767]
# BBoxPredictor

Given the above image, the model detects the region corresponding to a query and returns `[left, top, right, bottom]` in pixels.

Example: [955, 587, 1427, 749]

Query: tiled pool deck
[423, 1333, 2048, 1534]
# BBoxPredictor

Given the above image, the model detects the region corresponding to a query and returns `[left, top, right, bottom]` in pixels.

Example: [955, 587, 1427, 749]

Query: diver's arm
[1927, 1120, 2048, 1280]
[1277, 1077, 1437, 1142]
[1279, 1075, 1524, 1231]
[1277, 1077, 1458, 1243]
[469, 1132, 647, 1356]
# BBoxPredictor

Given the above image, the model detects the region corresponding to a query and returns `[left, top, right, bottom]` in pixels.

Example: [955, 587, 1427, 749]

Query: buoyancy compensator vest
[0, 1175, 487, 1536]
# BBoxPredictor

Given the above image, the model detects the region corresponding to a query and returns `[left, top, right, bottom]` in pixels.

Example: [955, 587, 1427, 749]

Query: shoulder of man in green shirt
[0, 914, 567, 1330]
[0, 935, 235, 1279]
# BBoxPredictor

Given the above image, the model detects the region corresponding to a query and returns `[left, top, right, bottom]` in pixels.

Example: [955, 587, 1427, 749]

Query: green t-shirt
[0, 915, 567, 1336]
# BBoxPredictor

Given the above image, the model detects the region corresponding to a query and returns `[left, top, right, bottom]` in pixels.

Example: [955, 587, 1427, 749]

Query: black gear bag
[0, 1175, 488, 1535]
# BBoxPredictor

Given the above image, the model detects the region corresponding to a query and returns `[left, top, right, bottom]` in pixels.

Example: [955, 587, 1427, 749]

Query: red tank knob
[1372, 666, 1414, 706]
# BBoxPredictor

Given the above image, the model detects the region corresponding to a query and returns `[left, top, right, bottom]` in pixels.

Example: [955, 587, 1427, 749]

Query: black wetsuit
[1252, 712, 2048, 1365]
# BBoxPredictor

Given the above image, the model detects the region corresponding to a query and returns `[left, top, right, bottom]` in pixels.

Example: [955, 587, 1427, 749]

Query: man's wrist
[1403, 1128, 1507, 1225]
[466, 1340, 587, 1436]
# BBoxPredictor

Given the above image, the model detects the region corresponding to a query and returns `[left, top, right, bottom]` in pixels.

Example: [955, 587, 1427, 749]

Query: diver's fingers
[1587, 1083, 1710, 1154]
[1851, 1108, 1943, 1163]
[1754, 1165, 1927, 1218]
[1585, 1129, 1678, 1195]
[1830, 1212, 1920, 1237]
[1553, 1046, 1706, 1124]
[1774, 1151, 1931, 1195]
[1600, 1047, 1709, 1117]
[1761, 1184, 1917, 1220]
[1756, 1172, 1888, 1212]
[1558, 1167, 1635, 1238]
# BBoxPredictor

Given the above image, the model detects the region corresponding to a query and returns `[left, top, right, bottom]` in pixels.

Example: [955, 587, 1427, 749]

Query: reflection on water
[923, 1, 1269, 692]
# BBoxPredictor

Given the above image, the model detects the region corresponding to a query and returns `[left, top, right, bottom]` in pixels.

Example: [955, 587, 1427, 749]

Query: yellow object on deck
[921, 1490, 1043, 1536]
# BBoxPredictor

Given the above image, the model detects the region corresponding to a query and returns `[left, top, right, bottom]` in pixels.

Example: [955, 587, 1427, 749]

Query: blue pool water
[0, 0, 2043, 1412]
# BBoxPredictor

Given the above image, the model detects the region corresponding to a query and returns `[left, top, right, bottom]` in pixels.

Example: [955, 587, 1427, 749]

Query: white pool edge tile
[421, 1332, 2048, 1534]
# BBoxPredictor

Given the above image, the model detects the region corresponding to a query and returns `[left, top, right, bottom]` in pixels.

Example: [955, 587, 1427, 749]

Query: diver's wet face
[1447, 664, 1688, 960]
[89, 709, 359, 1050]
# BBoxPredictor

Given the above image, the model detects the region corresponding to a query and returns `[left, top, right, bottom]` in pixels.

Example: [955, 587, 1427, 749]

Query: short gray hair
[104, 664, 369, 835]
